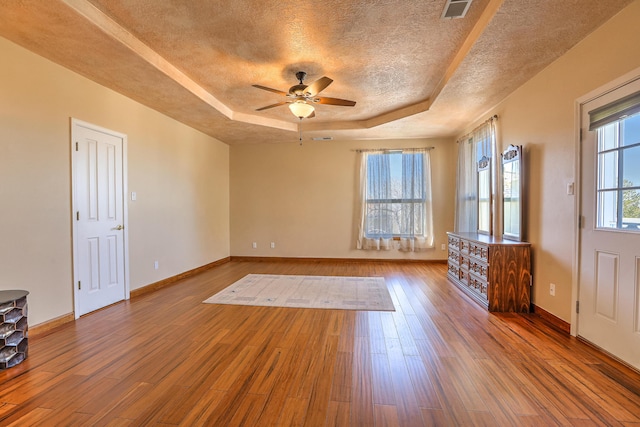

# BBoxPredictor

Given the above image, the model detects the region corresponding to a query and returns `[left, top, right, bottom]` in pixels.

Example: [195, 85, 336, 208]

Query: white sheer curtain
[454, 117, 498, 234]
[356, 152, 368, 249]
[454, 136, 477, 232]
[356, 149, 434, 252]
[361, 152, 393, 250]
[357, 152, 392, 250]
[399, 151, 433, 251]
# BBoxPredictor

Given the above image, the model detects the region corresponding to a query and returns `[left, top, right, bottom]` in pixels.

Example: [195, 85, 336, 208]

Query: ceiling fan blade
[304, 76, 333, 96]
[252, 84, 287, 96]
[307, 111, 316, 119]
[316, 97, 356, 107]
[256, 101, 289, 111]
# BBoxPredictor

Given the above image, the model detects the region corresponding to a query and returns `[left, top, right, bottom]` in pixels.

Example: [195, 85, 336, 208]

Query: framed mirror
[477, 156, 492, 235]
[502, 145, 523, 241]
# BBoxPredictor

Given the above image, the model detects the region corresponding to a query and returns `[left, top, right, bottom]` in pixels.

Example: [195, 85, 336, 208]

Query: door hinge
[75, 142, 79, 151]
[76, 211, 80, 221]
[78, 281, 81, 290]
[579, 128, 583, 141]
[576, 300, 580, 314]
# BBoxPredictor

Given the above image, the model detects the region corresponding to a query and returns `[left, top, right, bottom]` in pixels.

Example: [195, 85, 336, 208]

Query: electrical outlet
[550, 283, 556, 296]
[441, 243, 446, 251]
[270, 242, 275, 249]
[252, 242, 257, 249]
[154, 261, 159, 270]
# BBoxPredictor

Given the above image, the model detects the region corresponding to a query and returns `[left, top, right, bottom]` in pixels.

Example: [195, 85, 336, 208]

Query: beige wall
[463, 0, 640, 322]
[230, 138, 456, 260]
[4, 0, 638, 329]
[0, 37, 230, 326]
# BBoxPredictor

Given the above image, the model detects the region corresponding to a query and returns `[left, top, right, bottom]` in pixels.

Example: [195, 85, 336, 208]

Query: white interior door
[578, 78, 640, 369]
[72, 119, 128, 317]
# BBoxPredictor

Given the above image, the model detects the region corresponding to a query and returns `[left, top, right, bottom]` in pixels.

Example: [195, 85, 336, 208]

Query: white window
[356, 149, 434, 252]
[365, 151, 427, 238]
[454, 116, 497, 234]
[589, 89, 640, 231]
[594, 112, 640, 231]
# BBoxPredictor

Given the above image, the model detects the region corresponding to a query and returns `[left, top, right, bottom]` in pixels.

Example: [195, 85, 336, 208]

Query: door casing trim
[573, 66, 640, 336]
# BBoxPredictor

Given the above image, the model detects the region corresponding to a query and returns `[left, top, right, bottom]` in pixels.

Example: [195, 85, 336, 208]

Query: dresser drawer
[459, 239, 470, 254]
[447, 263, 459, 280]
[448, 249, 460, 265]
[469, 259, 488, 280]
[459, 255, 470, 271]
[468, 274, 488, 299]
[448, 235, 460, 250]
[469, 242, 489, 262]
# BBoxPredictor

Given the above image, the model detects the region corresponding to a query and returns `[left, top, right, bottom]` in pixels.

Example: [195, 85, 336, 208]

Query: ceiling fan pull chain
[299, 118, 303, 145]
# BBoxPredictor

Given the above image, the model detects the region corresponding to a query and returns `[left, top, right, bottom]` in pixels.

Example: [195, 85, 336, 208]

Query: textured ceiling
[0, 0, 632, 144]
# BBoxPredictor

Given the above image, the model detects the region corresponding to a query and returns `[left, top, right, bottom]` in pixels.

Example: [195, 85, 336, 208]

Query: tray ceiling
[0, 0, 632, 144]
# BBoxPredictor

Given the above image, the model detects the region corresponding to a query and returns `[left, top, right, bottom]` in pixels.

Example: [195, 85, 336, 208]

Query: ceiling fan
[253, 71, 356, 119]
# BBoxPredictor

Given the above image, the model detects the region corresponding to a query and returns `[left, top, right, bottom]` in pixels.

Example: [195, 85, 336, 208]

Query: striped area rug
[204, 274, 395, 311]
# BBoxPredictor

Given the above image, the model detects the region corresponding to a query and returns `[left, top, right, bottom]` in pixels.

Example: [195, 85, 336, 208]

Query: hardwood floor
[2, 260, 640, 426]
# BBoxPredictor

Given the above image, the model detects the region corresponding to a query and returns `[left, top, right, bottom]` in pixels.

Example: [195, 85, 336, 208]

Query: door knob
[113, 225, 124, 230]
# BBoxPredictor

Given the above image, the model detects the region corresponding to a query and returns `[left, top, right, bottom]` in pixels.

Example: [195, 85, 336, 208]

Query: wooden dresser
[447, 232, 531, 312]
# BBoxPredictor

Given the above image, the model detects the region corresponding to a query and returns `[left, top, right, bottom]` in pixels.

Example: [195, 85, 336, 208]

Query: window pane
[598, 122, 619, 151]
[367, 155, 391, 199]
[478, 199, 490, 231]
[597, 190, 618, 228]
[597, 151, 618, 190]
[622, 112, 640, 146]
[389, 153, 402, 199]
[399, 202, 424, 235]
[622, 189, 640, 230]
[622, 145, 640, 187]
[402, 153, 424, 199]
[366, 202, 393, 236]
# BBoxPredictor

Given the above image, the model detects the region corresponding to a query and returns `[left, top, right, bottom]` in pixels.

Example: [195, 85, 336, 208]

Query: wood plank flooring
[2, 260, 640, 426]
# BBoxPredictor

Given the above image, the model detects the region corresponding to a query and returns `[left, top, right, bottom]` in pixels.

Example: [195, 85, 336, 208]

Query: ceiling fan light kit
[289, 100, 315, 119]
[253, 70, 356, 120]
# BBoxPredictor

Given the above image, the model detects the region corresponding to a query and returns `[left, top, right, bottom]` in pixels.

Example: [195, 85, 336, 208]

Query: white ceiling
[0, 0, 632, 145]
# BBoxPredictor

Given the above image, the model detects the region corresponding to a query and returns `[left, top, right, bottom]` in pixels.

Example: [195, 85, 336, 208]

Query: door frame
[70, 118, 130, 318]
[572, 66, 640, 337]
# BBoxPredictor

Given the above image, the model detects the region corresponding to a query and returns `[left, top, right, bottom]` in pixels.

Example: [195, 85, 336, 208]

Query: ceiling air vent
[441, 0, 473, 19]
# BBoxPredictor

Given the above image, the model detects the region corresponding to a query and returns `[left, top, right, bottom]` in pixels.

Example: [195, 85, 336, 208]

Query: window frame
[595, 114, 640, 231]
[364, 151, 427, 239]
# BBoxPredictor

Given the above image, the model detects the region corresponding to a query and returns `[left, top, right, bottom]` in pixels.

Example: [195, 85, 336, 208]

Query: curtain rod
[353, 147, 434, 153]
[473, 114, 498, 130]
[457, 114, 498, 143]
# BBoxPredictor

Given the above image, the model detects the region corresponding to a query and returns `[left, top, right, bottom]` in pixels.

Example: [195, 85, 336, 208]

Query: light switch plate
[566, 183, 574, 195]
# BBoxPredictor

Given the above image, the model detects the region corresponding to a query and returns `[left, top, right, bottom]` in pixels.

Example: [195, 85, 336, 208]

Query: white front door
[72, 119, 128, 317]
[578, 78, 640, 369]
